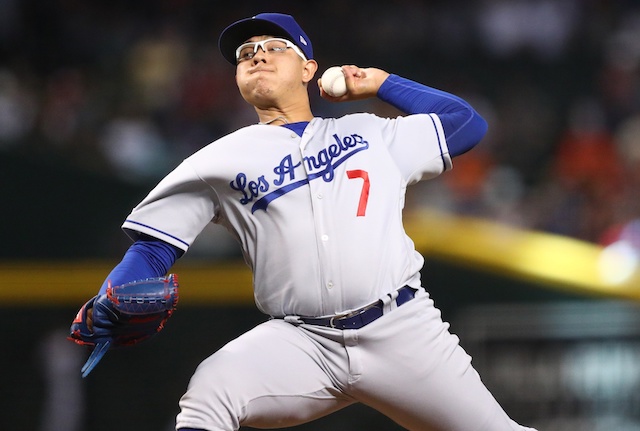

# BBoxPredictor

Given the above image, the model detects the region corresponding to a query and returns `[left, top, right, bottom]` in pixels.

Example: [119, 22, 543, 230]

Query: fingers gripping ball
[321, 66, 347, 97]
[68, 274, 179, 377]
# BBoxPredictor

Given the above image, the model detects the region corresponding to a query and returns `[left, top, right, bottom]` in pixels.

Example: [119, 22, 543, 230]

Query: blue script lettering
[273, 154, 302, 186]
[229, 173, 269, 204]
[230, 132, 369, 211]
[303, 134, 368, 181]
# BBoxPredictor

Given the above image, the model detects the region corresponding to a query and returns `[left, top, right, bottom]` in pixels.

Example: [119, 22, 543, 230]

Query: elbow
[446, 109, 488, 157]
[473, 111, 489, 143]
[461, 109, 488, 150]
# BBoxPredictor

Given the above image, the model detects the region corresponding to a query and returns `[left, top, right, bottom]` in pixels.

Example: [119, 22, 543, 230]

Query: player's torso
[190, 116, 423, 316]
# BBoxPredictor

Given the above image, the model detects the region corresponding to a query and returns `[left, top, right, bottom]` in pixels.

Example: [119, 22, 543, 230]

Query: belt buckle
[329, 309, 354, 328]
[329, 301, 381, 328]
[329, 315, 338, 328]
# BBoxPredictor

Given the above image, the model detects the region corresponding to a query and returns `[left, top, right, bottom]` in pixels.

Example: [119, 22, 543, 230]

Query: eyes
[235, 38, 306, 63]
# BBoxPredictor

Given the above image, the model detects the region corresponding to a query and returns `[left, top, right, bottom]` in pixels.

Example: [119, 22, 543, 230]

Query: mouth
[249, 67, 274, 74]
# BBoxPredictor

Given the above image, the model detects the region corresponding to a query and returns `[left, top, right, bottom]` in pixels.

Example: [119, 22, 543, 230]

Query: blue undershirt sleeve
[97, 235, 184, 295]
[377, 74, 488, 157]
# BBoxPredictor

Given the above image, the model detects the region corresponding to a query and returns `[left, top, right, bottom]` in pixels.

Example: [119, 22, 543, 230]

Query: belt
[288, 286, 417, 330]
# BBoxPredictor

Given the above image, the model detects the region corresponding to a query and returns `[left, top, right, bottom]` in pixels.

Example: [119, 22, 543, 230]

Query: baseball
[321, 66, 347, 97]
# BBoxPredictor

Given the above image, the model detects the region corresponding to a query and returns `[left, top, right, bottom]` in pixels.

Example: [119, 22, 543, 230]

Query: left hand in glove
[68, 274, 179, 377]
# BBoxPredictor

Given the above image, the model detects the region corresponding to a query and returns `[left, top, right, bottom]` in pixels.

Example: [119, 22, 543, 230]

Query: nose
[255, 43, 267, 55]
[252, 47, 268, 63]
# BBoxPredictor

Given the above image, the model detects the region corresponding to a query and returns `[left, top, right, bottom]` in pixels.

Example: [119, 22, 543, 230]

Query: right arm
[376, 74, 487, 157]
[318, 66, 488, 157]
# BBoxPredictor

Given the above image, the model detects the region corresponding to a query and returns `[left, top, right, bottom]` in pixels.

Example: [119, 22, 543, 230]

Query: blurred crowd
[1, 0, 640, 250]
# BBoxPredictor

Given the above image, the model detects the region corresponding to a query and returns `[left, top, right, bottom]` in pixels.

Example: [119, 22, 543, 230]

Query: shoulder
[314, 113, 388, 128]
[325, 112, 383, 121]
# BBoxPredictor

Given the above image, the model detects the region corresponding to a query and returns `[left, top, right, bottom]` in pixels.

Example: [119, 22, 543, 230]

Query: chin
[244, 88, 278, 108]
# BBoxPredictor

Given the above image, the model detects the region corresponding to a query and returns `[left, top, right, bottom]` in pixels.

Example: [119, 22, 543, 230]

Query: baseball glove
[68, 274, 179, 377]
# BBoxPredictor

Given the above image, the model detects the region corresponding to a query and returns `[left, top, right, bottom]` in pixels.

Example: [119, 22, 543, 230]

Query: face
[235, 35, 317, 109]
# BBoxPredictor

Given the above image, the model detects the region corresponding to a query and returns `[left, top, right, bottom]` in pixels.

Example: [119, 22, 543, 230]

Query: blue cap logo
[219, 13, 314, 65]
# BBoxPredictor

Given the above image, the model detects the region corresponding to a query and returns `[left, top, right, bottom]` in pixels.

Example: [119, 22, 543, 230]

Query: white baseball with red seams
[321, 66, 348, 97]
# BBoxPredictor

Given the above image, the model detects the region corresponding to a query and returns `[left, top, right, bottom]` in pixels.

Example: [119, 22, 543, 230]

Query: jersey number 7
[346, 170, 370, 217]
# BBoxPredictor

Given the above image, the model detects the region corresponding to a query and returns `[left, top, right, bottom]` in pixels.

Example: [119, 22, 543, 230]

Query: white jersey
[122, 113, 451, 317]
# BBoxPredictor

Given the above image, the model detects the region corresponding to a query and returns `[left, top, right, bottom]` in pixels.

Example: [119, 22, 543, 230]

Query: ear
[302, 60, 318, 84]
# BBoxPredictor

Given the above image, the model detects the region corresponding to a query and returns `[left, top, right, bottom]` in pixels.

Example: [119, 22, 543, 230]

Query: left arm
[97, 234, 183, 295]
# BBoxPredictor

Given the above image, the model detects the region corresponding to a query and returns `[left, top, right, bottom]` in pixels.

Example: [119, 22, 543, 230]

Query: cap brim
[218, 18, 295, 65]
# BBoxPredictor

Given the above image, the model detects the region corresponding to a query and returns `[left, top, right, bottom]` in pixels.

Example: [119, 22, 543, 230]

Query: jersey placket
[299, 127, 340, 315]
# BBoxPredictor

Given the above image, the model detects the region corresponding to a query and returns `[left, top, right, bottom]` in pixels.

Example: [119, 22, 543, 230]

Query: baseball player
[70, 12, 538, 431]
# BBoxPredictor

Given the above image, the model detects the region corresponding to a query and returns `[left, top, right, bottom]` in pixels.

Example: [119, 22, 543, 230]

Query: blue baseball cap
[218, 13, 313, 65]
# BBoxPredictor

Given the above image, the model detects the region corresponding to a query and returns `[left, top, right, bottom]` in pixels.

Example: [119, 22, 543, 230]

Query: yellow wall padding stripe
[0, 260, 254, 306]
[1, 210, 638, 306]
[404, 210, 640, 301]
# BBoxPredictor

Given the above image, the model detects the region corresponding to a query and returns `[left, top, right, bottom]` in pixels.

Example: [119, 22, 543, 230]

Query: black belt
[289, 286, 417, 330]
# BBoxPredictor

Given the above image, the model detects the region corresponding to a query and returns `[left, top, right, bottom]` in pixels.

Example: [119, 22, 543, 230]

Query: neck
[255, 106, 313, 126]
[258, 116, 289, 126]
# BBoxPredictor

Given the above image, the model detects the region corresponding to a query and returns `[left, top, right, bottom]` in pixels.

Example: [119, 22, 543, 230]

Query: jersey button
[321, 234, 329, 241]
[327, 281, 334, 289]
[317, 193, 323, 199]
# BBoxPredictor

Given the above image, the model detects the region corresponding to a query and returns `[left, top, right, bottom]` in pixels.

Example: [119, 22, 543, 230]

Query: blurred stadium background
[2, 1, 640, 430]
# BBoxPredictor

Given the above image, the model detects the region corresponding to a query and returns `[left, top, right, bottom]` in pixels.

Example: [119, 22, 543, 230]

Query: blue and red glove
[69, 274, 179, 377]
